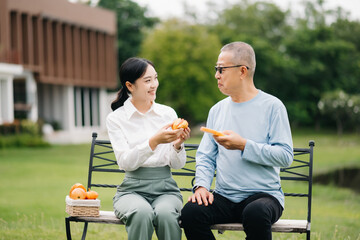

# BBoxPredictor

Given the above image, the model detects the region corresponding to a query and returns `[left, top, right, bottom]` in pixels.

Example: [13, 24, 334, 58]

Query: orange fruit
[172, 118, 188, 130]
[200, 126, 225, 136]
[69, 183, 86, 196]
[70, 188, 86, 200]
[86, 189, 99, 200]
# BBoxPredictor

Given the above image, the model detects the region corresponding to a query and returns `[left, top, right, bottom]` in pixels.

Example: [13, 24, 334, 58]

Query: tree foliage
[140, 19, 223, 124]
[97, 0, 158, 72]
[281, 1, 360, 126]
[318, 90, 360, 134]
[210, 1, 291, 47]
[206, 0, 360, 129]
[96, 0, 360, 131]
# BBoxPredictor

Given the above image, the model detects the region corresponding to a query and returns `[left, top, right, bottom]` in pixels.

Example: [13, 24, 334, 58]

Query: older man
[180, 42, 293, 240]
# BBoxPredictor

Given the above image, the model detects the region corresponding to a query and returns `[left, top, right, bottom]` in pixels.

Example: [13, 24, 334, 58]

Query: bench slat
[211, 219, 308, 233]
[70, 211, 307, 233]
[70, 211, 123, 224]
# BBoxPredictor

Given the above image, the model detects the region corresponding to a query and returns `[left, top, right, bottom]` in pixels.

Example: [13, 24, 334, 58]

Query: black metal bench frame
[65, 132, 315, 240]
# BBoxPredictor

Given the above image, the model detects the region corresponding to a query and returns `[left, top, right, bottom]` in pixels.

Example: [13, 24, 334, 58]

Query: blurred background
[0, 0, 359, 239]
[1, 0, 360, 143]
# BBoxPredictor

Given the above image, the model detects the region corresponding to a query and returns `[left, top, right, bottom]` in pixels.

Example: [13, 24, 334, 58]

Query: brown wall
[0, 0, 117, 89]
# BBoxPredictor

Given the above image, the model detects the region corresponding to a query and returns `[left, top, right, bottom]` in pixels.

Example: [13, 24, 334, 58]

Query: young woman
[106, 57, 190, 240]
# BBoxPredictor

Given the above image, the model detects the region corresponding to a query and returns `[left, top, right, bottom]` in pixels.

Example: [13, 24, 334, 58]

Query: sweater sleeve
[242, 104, 293, 167]
[194, 109, 217, 190]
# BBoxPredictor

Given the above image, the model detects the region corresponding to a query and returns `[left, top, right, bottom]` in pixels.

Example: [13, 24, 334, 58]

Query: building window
[13, 78, 30, 119]
[74, 87, 100, 127]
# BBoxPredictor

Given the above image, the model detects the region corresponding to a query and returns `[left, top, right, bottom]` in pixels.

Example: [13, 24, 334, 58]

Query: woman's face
[127, 64, 159, 103]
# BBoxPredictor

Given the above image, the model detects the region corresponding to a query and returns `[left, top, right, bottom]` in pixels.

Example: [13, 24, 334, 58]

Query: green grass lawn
[0, 131, 360, 239]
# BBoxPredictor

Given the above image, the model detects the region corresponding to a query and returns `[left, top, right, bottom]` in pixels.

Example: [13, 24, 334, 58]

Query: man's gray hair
[221, 42, 256, 77]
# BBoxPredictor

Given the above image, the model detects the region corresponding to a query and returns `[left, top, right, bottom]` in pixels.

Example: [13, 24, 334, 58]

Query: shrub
[0, 120, 21, 135]
[0, 120, 49, 148]
[0, 134, 50, 149]
[318, 90, 360, 134]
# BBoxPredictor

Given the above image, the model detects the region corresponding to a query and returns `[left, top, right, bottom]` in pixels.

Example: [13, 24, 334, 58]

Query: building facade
[0, 0, 117, 142]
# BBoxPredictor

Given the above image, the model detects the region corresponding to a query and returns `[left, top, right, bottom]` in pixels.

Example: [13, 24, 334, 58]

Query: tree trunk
[336, 117, 343, 135]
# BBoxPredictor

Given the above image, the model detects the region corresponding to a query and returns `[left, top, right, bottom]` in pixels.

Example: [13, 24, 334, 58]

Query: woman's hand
[149, 123, 191, 151]
[173, 127, 191, 150]
[149, 123, 183, 150]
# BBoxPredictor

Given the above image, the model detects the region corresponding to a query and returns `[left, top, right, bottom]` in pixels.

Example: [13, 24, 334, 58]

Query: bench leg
[65, 217, 72, 240]
[81, 222, 88, 240]
[306, 230, 311, 240]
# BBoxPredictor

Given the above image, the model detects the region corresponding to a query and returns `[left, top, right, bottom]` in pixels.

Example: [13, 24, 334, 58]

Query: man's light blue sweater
[195, 90, 293, 208]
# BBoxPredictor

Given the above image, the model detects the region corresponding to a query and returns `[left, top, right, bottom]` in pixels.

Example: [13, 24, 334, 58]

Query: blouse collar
[123, 98, 161, 120]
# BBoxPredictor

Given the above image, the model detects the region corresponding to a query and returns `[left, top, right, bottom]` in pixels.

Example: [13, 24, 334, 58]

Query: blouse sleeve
[167, 143, 186, 169]
[106, 114, 155, 171]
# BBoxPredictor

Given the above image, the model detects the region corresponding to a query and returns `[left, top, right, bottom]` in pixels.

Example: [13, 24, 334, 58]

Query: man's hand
[188, 186, 214, 206]
[213, 130, 247, 151]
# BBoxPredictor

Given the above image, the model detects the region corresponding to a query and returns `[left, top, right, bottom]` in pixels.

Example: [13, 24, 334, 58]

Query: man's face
[215, 51, 241, 96]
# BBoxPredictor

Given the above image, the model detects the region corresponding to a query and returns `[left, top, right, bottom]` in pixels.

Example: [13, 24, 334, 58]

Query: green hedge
[0, 134, 50, 149]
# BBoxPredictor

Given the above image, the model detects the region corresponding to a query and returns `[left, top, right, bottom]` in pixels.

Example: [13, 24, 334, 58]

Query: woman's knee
[153, 195, 182, 221]
[114, 199, 154, 224]
[154, 206, 179, 222]
[132, 204, 154, 221]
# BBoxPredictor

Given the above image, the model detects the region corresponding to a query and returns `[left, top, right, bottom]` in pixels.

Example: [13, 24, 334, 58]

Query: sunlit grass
[0, 131, 360, 239]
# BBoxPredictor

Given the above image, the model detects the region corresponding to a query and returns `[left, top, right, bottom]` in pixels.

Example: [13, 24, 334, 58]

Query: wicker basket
[65, 195, 100, 217]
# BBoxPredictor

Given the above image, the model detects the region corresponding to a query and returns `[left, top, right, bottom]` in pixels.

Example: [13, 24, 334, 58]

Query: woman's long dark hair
[111, 57, 155, 111]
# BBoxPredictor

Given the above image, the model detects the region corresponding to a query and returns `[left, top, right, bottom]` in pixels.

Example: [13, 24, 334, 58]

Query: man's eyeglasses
[215, 65, 249, 74]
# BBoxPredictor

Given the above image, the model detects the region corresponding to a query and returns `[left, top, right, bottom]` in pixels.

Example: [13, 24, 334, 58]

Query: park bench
[65, 132, 315, 240]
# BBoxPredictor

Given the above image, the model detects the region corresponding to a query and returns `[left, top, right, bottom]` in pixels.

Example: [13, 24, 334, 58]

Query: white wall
[0, 62, 114, 144]
[0, 63, 23, 124]
[41, 85, 113, 144]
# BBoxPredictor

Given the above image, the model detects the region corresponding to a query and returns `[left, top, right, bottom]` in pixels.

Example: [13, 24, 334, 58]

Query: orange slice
[200, 127, 224, 136]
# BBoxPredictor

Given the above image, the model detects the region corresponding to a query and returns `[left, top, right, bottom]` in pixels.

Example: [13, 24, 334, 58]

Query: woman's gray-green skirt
[113, 166, 183, 240]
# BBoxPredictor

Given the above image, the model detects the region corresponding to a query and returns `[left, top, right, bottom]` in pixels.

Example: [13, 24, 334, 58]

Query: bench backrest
[87, 132, 314, 225]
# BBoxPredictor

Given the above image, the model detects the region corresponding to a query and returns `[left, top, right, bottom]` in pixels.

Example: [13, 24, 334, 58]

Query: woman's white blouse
[106, 98, 186, 171]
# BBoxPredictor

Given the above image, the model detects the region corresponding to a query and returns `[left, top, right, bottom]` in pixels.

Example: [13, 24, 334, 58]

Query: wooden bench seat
[211, 219, 308, 233]
[68, 210, 308, 232]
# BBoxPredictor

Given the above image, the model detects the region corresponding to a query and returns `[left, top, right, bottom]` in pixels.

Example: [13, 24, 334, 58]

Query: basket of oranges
[65, 183, 100, 217]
